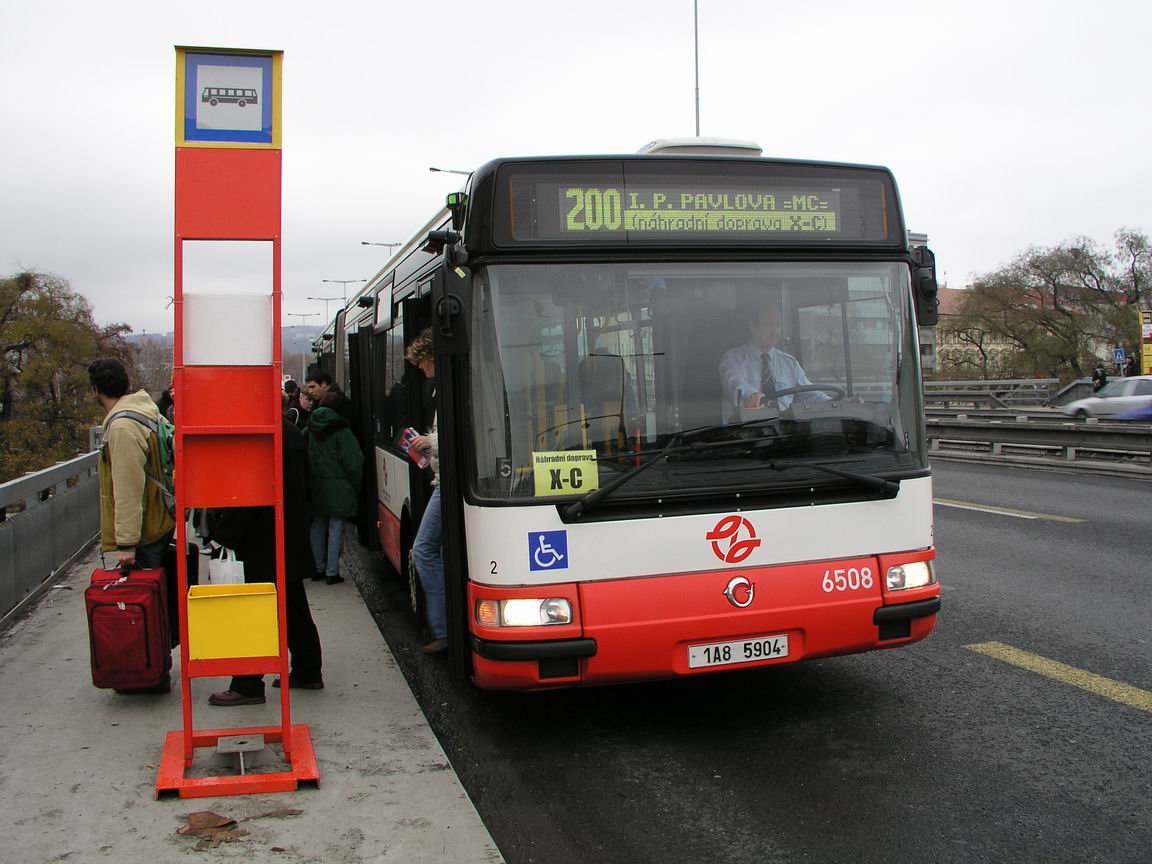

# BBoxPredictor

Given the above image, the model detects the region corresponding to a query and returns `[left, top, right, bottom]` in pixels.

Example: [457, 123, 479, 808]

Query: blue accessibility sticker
[528, 530, 568, 572]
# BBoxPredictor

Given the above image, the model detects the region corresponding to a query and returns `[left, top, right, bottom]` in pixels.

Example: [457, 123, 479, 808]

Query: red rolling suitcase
[86, 565, 172, 691]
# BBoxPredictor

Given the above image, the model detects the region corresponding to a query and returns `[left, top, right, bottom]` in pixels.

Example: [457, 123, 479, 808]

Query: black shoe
[208, 688, 266, 706]
[273, 673, 325, 690]
[422, 638, 448, 654]
[311, 570, 325, 581]
[326, 574, 345, 585]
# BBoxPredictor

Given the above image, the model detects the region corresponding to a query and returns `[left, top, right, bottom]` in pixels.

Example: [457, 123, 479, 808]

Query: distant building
[929, 287, 1019, 378]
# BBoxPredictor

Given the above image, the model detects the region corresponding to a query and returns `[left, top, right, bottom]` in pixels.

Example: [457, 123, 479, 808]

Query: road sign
[176, 47, 281, 148]
[1113, 347, 1126, 364]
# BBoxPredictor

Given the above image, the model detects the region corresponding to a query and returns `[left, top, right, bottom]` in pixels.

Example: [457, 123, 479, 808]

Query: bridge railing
[0, 452, 100, 626]
[925, 379, 1060, 408]
[927, 416, 1152, 472]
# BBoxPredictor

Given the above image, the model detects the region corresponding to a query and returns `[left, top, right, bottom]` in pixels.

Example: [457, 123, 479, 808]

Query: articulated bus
[318, 144, 942, 690]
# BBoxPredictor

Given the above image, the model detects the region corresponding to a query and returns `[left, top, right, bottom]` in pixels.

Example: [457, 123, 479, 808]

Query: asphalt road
[347, 460, 1152, 864]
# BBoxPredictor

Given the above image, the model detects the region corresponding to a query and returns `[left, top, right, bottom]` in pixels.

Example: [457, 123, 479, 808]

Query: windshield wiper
[564, 420, 792, 519]
[564, 432, 685, 520]
[563, 416, 851, 519]
[769, 460, 900, 498]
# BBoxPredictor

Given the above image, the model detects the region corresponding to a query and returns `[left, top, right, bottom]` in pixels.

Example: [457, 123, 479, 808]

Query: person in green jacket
[307, 390, 363, 585]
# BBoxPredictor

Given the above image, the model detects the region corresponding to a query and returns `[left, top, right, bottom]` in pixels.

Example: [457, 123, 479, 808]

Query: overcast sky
[2, 1, 1149, 335]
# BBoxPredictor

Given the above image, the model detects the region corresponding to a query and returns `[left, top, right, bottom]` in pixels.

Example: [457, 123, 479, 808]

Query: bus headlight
[886, 561, 936, 590]
[475, 598, 573, 627]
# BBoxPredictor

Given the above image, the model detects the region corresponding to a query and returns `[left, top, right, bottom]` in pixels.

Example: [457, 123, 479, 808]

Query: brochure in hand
[399, 427, 430, 469]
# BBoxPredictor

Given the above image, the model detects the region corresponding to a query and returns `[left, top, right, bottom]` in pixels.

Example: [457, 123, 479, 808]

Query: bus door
[332, 309, 347, 387]
[399, 287, 437, 550]
[389, 286, 442, 633]
[348, 323, 377, 547]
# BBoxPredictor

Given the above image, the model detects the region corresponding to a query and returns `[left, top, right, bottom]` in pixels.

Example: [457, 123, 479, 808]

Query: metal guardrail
[926, 407, 1061, 421]
[1, 452, 100, 626]
[925, 379, 1059, 408]
[926, 416, 1152, 470]
[924, 391, 1008, 409]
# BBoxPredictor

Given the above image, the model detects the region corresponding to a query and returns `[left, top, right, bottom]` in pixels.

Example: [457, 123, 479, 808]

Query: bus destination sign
[496, 161, 900, 246]
[560, 185, 841, 235]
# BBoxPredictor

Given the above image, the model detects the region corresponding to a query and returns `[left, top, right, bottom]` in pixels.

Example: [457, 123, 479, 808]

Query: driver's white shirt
[718, 343, 829, 412]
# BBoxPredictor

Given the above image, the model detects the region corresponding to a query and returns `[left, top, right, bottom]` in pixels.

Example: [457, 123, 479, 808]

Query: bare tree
[938, 231, 1146, 383]
[135, 337, 172, 399]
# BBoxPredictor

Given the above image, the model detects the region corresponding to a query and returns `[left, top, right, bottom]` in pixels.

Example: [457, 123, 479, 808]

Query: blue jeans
[412, 486, 446, 639]
[310, 516, 345, 578]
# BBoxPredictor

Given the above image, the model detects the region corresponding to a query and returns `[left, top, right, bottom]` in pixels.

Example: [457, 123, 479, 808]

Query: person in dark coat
[307, 391, 363, 585]
[208, 417, 324, 706]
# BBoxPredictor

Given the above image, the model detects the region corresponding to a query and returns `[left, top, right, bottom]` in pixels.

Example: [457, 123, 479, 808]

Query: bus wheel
[407, 549, 425, 629]
[209, 98, 218, 106]
[238, 99, 246, 107]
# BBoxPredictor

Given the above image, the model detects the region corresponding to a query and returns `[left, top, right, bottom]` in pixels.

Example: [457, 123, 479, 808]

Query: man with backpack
[89, 359, 175, 569]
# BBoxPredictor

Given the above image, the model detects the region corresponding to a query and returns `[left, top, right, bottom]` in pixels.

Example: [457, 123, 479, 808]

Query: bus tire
[209, 98, 218, 106]
[238, 99, 246, 107]
[407, 548, 426, 632]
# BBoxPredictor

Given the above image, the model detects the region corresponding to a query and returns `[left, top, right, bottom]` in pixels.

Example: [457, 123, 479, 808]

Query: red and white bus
[320, 144, 942, 690]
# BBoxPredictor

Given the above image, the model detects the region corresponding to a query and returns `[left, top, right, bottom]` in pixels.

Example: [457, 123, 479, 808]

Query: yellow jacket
[98, 391, 175, 556]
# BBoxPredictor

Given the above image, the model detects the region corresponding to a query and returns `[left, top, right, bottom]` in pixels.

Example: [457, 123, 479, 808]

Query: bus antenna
[694, 0, 701, 136]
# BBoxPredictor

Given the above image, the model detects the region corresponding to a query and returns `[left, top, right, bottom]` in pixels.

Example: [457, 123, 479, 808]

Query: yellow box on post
[187, 584, 279, 660]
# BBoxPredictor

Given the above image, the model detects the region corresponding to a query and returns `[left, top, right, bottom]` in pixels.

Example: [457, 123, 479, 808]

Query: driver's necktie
[760, 352, 778, 404]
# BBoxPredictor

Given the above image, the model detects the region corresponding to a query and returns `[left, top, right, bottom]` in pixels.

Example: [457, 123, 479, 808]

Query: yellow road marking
[934, 499, 1084, 523]
[965, 641, 1152, 713]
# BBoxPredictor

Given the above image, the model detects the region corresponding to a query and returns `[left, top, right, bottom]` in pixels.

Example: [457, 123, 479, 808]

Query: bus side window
[380, 314, 406, 446]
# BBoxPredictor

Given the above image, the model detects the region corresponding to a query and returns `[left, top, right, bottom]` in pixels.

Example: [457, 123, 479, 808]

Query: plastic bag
[207, 548, 245, 585]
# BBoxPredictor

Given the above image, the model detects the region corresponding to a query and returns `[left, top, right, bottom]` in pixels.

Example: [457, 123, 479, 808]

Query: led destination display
[495, 161, 902, 247]
[559, 185, 841, 234]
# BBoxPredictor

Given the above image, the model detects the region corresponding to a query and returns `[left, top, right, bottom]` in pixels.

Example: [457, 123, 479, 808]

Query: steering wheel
[772, 384, 847, 401]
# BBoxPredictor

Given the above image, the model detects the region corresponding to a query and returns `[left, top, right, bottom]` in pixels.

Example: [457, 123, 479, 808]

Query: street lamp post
[285, 312, 319, 381]
[321, 278, 367, 304]
[307, 295, 341, 322]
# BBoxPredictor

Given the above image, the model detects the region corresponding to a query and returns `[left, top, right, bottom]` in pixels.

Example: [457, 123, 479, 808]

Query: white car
[1061, 375, 1152, 419]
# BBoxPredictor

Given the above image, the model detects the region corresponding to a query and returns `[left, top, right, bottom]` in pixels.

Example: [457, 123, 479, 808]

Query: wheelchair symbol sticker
[529, 530, 568, 572]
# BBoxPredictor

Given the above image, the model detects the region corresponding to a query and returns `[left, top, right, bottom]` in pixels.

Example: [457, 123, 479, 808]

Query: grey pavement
[0, 545, 504, 864]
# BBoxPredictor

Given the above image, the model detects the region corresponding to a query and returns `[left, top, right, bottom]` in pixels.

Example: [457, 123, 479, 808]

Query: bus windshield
[469, 261, 925, 503]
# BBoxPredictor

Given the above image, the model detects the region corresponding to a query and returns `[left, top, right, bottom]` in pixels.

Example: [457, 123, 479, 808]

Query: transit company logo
[706, 514, 761, 564]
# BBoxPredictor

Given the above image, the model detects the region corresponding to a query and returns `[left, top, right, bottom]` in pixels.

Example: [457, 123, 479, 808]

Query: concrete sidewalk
[0, 547, 504, 863]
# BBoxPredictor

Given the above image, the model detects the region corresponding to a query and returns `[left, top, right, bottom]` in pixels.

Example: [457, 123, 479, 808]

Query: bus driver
[719, 300, 829, 418]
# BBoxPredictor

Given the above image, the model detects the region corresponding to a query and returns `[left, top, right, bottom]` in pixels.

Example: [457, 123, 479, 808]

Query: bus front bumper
[468, 554, 940, 690]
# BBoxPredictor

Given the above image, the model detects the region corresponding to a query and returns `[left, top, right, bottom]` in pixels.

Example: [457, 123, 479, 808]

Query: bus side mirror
[911, 246, 939, 327]
[432, 261, 471, 355]
[446, 192, 468, 233]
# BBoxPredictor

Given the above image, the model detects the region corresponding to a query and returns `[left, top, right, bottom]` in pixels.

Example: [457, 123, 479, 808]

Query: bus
[319, 144, 942, 690]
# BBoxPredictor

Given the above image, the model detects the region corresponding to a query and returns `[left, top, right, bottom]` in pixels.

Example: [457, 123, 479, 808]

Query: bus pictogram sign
[706, 515, 762, 564]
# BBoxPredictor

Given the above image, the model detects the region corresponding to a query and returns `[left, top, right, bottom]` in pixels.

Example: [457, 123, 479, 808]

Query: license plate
[687, 634, 790, 669]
